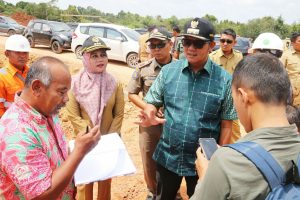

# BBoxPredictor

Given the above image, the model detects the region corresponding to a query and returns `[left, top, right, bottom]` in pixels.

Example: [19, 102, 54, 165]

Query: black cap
[81, 36, 111, 54]
[181, 18, 216, 41]
[146, 28, 172, 42]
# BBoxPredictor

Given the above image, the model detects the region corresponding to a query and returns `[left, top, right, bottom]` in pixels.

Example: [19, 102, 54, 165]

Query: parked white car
[71, 23, 140, 68]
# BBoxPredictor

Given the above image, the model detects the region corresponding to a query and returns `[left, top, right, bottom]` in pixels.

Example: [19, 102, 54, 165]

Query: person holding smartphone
[137, 18, 237, 199]
[191, 53, 300, 200]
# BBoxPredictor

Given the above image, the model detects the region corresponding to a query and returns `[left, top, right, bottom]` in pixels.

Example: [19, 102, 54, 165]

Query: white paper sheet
[69, 133, 136, 185]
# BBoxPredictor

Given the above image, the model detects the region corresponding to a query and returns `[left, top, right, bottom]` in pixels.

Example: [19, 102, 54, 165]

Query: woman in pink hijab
[66, 36, 125, 200]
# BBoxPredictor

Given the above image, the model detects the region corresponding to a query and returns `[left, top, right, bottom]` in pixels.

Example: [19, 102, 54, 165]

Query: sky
[8, 0, 300, 24]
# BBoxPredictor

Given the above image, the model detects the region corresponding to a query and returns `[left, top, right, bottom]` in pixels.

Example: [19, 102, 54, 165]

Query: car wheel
[126, 53, 139, 68]
[27, 37, 35, 48]
[8, 30, 16, 36]
[75, 46, 83, 59]
[51, 41, 63, 54]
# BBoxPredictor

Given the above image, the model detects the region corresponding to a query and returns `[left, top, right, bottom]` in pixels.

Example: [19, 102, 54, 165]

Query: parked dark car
[23, 19, 72, 53]
[213, 35, 251, 56]
[0, 16, 25, 36]
[134, 28, 147, 35]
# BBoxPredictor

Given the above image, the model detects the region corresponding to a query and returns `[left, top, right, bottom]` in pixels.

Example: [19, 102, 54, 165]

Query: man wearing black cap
[137, 18, 237, 199]
[128, 28, 175, 200]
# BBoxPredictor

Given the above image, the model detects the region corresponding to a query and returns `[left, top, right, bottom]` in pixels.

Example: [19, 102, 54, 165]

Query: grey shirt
[191, 125, 300, 200]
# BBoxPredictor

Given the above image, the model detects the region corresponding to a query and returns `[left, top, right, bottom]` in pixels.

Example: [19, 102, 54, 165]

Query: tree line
[1, 0, 300, 39]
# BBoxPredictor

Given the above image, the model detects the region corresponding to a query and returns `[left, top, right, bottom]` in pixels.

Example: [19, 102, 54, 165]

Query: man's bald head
[25, 56, 70, 88]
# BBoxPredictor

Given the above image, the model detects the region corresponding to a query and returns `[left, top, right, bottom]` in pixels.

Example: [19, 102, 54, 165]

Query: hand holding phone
[198, 138, 218, 160]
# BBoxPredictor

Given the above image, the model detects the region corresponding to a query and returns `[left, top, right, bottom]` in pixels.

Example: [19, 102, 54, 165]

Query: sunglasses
[182, 38, 208, 49]
[220, 39, 233, 44]
[149, 42, 167, 49]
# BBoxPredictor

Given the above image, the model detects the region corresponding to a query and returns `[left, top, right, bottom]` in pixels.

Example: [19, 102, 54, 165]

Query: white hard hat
[5, 35, 31, 52]
[252, 32, 283, 51]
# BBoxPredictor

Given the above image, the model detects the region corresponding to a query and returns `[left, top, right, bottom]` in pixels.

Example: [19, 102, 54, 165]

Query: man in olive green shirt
[191, 53, 300, 200]
[281, 32, 300, 106]
[210, 28, 243, 143]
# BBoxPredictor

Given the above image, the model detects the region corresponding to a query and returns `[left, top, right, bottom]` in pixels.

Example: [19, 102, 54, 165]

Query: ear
[233, 40, 237, 46]
[4, 50, 9, 58]
[209, 41, 216, 51]
[31, 79, 44, 96]
[237, 88, 249, 105]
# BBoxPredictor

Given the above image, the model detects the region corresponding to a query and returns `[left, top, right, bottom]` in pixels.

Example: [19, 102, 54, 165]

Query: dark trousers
[156, 163, 198, 200]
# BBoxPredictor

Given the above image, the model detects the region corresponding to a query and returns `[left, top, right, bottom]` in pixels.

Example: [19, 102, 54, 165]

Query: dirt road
[0, 35, 188, 200]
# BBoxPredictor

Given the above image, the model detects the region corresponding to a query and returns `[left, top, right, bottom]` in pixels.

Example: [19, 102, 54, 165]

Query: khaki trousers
[139, 125, 162, 194]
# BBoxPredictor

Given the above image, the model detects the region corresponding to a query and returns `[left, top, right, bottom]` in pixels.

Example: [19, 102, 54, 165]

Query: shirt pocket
[198, 91, 222, 117]
[144, 76, 156, 92]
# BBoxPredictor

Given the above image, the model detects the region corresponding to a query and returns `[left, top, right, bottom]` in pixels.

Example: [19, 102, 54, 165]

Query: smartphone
[198, 138, 218, 160]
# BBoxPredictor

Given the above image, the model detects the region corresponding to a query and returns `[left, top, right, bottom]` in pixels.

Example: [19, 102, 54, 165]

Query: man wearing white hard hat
[251, 32, 284, 58]
[0, 34, 30, 117]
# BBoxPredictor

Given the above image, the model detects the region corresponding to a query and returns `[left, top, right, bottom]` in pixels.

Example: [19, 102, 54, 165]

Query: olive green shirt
[191, 125, 300, 200]
[127, 57, 176, 97]
[66, 82, 124, 135]
[210, 49, 243, 74]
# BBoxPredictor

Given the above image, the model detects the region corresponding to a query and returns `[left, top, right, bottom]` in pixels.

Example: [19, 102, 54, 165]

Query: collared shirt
[127, 57, 175, 96]
[144, 58, 237, 176]
[280, 48, 300, 105]
[0, 94, 74, 199]
[0, 63, 29, 117]
[191, 125, 300, 200]
[210, 48, 243, 74]
[280, 48, 300, 78]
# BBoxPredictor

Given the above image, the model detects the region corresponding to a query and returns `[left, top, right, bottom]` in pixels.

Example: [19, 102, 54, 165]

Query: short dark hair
[286, 105, 300, 129]
[221, 28, 237, 39]
[291, 32, 300, 43]
[232, 53, 290, 105]
[172, 25, 181, 33]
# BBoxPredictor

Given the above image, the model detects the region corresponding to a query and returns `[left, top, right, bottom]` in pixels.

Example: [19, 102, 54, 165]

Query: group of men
[0, 16, 300, 200]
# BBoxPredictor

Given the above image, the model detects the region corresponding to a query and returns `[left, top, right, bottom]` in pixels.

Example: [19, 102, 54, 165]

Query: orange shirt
[0, 63, 29, 117]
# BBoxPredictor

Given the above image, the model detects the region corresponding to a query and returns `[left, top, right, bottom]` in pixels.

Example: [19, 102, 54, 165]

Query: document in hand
[69, 133, 136, 185]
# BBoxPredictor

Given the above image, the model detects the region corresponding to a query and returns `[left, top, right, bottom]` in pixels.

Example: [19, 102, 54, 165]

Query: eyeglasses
[182, 38, 208, 49]
[220, 39, 233, 44]
[149, 42, 167, 49]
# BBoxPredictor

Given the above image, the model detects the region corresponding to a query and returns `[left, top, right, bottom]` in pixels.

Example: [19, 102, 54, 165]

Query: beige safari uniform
[210, 49, 244, 143]
[127, 57, 174, 194]
[210, 48, 243, 74]
[281, 48, 300, 106]
[139, 32, 151, 63]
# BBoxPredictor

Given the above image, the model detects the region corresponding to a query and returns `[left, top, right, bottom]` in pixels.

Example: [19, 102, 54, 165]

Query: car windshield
[49, 22, 71, 32]
[4, 17, 18, 24]
[121, 29, 140, 41]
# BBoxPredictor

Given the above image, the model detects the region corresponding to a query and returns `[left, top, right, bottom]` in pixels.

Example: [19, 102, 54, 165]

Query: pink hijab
[72, 52, 116, 126]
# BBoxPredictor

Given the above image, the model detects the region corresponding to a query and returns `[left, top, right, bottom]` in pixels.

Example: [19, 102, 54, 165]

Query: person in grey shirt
[191, 53, 300, 200]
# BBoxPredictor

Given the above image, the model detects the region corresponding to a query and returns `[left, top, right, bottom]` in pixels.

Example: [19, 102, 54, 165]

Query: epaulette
[138, 59, 153, 69]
